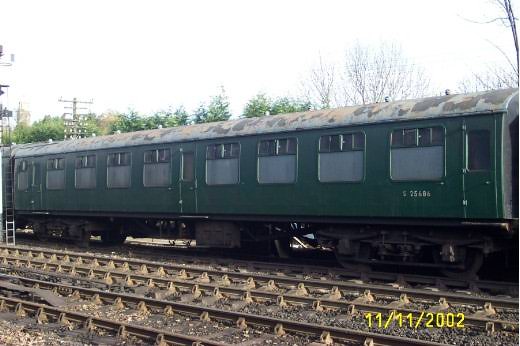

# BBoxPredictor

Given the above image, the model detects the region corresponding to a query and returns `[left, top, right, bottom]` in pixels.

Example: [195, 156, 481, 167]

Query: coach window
[46, 158, 66, 190]
[107, 152, 131, 188]
[182, 152, 195, 182]
[258, 138, 297, 184]
[17, 160, 29, 191]
[467, 130, 491, 171]
[390, 126, 444, 181]
[75, 155, 96, 189]
[143, 148, 171, 187]
[319, 133, 364, 182]
[206, 143, 240, 185]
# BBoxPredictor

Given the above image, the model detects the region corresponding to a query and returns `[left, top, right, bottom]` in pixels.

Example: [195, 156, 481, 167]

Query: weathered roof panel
[12, 88, 518, 158]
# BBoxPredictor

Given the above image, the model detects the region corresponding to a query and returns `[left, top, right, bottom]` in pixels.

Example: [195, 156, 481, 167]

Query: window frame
[466, 129, 491, 172]
[205, 142, 241, 186]
[31, 162, 40, 188]
[106, 152, 132, 189]
[389, 125, 446, 182]
[74, 154, 97, 190]
[107, 152, 132, 167]
[17, 160, 30, 191]
[256, 137, 298, 185]
[47, 157, 65, 171]
[75, 154, 96, 169]
[318, 131, 366, 183]
[143, 148, 171, 164]
[181, 151, 195, 182]
[46, 157, 66, 190]
[142, 148, 172, 188]
[391, 126, 445, 149]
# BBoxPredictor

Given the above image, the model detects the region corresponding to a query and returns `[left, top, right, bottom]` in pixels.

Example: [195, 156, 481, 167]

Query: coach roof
[12, 88, 519, 158]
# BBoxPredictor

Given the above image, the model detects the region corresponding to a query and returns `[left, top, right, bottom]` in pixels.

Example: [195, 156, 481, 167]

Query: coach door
[178, 144, 197, 214]
[29, 161, 42, 210]
[462, 117, 497, 219]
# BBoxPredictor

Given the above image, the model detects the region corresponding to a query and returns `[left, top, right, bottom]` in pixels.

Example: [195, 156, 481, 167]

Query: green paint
[14, 113, 507, 221]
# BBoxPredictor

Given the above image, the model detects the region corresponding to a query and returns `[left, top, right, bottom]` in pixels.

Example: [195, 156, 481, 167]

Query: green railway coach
[10, 88, 518, 276]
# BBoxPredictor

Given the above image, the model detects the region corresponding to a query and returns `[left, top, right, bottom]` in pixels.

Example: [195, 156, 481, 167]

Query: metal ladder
[1, 147, 15, 245]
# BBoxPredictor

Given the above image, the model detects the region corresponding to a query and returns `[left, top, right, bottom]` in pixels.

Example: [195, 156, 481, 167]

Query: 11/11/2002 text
[364, 312, 465, 329]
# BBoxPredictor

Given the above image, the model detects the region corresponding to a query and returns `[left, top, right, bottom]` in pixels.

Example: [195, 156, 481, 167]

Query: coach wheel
[33, 223, 49, 242]
[101, 227, 127, 246]
[274, 237, 293, 259]
[434, 248, 484, 280]
[75, 229, 91, 248]
[334, 243, 371, 272]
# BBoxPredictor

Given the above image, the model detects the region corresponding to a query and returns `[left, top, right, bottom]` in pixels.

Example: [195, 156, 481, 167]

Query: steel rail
[121, 240, 519, 294]
[0, 263, 517, 333]
[0, 295, 228, 346]
[0, 274, 452, 346]
[8, 242, 519, 296]
[0, 246, 517, 310]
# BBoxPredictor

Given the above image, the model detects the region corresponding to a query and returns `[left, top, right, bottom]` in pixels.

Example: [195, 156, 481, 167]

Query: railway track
[0, 244, 516, 345]
[116, 240, 520, 295]
[0, 272, 456, 346]
[10, 239, 519, 296]
[0, 244, 517, 307]
[0, 294, 229, 346]
[1, 261, 516, 333]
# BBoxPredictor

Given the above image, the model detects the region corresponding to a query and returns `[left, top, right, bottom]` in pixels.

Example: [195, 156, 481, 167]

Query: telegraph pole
[58, 97, 93, 139]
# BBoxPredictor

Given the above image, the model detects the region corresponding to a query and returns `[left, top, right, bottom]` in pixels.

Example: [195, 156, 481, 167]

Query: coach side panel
[14, 114, 499, 222]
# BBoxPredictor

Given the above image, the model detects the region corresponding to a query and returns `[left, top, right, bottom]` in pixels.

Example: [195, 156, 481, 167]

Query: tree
[301, 42, 431, 107]
[81, 113, 101, 137]
[243, 93, 272, 118]
[339, 42, 430, 105]
[110, 109, 144, 133]
[9, 105, 189, 143]
[12, 116, 66, 143]
[194, 86, 232, 124]
[97, 111, 122, 135]
[30, 116, 66, 142]
[108, 106, 190, 134]
[11, 124, 32, 144]
[144, 106, 190, 129]
[170, 106, 189, 126]
[242, 94, 312, 118]
[458, 66, 518, 92]
[270, 97, 312, 115]
[502, 0, 519, 76]
[458, 0, 518, 91]
[301, 55, 336, 109]
[192, 104, 209, 124]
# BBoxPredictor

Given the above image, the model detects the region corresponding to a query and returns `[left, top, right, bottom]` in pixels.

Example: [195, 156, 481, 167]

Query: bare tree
[301, 55, 336, 109]
[337, 42, 430, 105]
[459, 65, 518, 92]
[458, 0, 518, 91]
[494, 0, 518, 79]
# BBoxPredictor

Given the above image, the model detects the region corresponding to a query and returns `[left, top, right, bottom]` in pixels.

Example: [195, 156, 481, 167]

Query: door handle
[485, 181, 491, 185]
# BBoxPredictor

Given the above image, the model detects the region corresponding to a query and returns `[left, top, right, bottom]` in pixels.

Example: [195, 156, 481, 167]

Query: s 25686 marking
[402, 190, 431, 198]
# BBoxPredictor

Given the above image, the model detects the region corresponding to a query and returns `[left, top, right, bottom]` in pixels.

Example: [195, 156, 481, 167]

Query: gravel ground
[14, 237, 517, 301]
[0, 317, 149, 345]
[3, 239, 517, 346]
[227, 302, 519, 346]
[62, 297, 327, 345]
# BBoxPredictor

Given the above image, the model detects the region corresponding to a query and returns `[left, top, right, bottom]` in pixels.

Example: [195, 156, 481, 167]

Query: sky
[0, 0, 517, 123]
